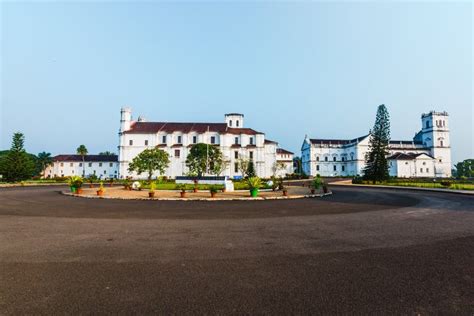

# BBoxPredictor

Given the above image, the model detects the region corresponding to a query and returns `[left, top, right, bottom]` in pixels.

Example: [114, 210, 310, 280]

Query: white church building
[118, 108, 293, 179]
[301, 111, 452, 178]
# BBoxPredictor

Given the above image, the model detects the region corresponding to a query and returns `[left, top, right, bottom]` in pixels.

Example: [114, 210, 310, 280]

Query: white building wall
[117, 109, 284, 179]
[44, 161, 119, 179]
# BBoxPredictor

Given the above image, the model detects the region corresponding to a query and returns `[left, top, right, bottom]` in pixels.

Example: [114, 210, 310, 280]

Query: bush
[352, 176, 364, 184]
[440, 180, 452, 187]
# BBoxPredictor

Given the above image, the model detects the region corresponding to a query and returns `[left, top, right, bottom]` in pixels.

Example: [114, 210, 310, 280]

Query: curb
[0, 183, 67, 188]
[61, 191, 333, 201]
[330, 182, 474, 196]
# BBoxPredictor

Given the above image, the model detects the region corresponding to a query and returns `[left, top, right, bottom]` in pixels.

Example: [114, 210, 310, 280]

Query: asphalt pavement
[0, 185, 473, 314]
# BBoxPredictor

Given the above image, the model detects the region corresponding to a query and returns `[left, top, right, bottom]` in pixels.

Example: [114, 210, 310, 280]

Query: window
[210, 136, 215, 144]
[162, 135, 167, 144]
[420, 168, 423, 173]
[333, 165, 337, 171]
[423, 162, 426, 165]
[193, 136, 197, 144]
[236, 120, 240, 127]
[229, 120, 232, 127]
[342, 157, 345, 162]
[325, 157, 328, 162]
[249, 137, 254, 145]
[333, 157, 336, 162]
[99, 163, 103, 167]
[234, 137, 239, 145]
[145, 140, 148, 146]
[234, 151, 239, 159]
[234, 162, 239, 173]
[79, 163, 82, 167]
[342, 166, 345, 172]
[440, 140, 443, 147]
[316, 165, 320, 171]
[129, 140, 133, 146]
[109, 163, 113, 167]
[316, 156, 319, 161]
[426, 121, 429, 129]
[177, 136, 182, 144]
[175, 149, 180, 158]
[88, 163, 92, 167]
[426, 168, 429, 173]
[104, 170, 107, 175]
[249, 151, 253, 159]
[93, 170, 96, 174]
[72, 170, 74, 174]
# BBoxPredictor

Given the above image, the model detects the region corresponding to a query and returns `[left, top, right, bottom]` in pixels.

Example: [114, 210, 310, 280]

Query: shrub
[352, 176, 364, 184]
[312, 175, 323, 189]
[247, 177, 261, 190]
[440, 180, 452, 187]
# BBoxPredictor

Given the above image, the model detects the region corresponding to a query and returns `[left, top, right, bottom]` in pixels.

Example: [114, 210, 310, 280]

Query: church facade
[118, 108, 293, 179]
[301, 111, 451, 178]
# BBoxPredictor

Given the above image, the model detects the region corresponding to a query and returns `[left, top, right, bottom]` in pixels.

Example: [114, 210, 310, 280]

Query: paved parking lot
[0, 185, 473, 314]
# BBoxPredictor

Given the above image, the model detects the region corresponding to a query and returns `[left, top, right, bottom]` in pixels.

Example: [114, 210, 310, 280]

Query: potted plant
[247, 176, 261, 198]
[68, 176, 83, 194]
[176, 184, 186, 198]
[323, 184, 329, 194]
[68, 176, 76, 193]
[149, 182, 155, 198]
[277, 177, 284, 191]
[270, 176, 278, 192]
[97, 182, 105, 196]
[88, 175, 97, 188]
[123, 178, 131, 191]
[209, 185, 218, 198]
[282, 185, 288, 196]
[311, 175, 322, 194]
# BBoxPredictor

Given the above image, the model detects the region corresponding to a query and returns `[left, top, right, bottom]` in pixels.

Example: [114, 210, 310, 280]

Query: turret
[420, 111, 451, 177]
[225, 113, 244, 128]
[120, 107, 132, 133]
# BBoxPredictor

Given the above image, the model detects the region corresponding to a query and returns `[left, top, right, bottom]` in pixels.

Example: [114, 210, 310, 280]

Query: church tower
[421, 111, 451, 177]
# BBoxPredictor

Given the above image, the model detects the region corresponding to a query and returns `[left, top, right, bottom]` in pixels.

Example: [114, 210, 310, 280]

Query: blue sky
[1, 1, 472, 163]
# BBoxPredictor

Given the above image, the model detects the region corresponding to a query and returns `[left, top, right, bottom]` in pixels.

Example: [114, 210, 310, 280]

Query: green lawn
[359, 181, 474, 191]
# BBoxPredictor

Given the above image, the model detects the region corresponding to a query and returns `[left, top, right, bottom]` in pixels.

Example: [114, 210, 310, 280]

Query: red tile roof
[53, 155, 118, 162]
[277, 148, 294, 155]
[124, 122, 263, 135]
[264, 139, 278, 144]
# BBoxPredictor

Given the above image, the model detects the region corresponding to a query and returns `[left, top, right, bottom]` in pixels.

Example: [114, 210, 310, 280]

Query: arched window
[426, 121, 429, 129]
[229, 120, 232, 127]
[325, 156, 328, 162]
[316, 156, 319, 161]
[333, 156, 336, 162]
[440, 140, 443, 147]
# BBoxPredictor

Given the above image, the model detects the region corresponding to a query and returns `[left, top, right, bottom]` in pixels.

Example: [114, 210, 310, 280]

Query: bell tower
[421, 111, 451, 177]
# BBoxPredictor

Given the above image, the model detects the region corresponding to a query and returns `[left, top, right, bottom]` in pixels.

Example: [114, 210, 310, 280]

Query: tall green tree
[0, 133, 35, 182]
[363, 104, 391, 183]
[37, 152, 53, 177]
[185, 143, 223, 176]
[454, 159, 474, 178]
[76, 145, 88, 177]
[128, 148, 170, 181]
[247, 161, 256, 178]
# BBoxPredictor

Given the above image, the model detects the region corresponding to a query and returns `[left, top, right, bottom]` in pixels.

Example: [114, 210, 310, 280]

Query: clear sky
[1, 1, 472, 163]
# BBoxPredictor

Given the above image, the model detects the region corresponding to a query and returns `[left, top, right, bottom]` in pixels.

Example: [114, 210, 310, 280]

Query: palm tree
[37, 152, 53, 178]
[76, 145, 88, 177]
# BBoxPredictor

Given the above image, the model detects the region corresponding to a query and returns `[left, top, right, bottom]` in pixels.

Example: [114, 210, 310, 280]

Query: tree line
[0, 132, 116, 182]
